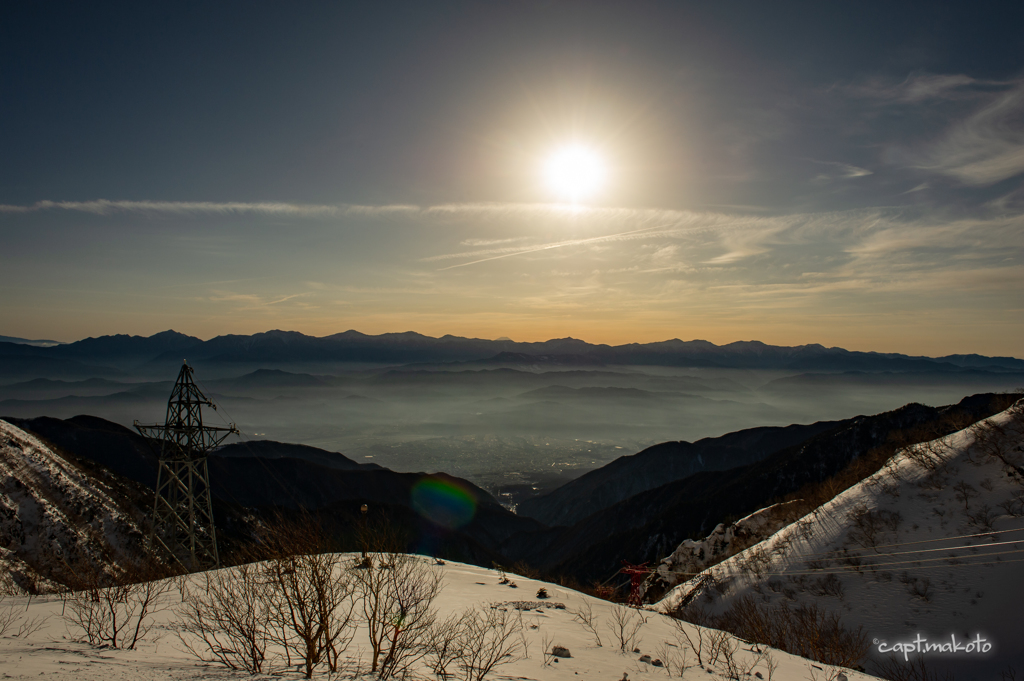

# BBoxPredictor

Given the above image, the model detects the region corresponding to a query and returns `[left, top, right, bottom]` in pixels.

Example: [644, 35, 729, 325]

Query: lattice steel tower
[135, 361, 237, 570]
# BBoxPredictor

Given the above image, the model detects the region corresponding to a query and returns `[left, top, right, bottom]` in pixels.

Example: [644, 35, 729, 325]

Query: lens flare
[411, 475, 478, 529]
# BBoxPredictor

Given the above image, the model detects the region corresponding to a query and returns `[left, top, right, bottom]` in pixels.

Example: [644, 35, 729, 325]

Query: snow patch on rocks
[0, 419, 150, 592]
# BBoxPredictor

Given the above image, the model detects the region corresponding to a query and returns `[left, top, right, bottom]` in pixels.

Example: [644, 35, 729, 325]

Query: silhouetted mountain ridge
[5, 330, 1021, 376]
[517, 418, 846, 526]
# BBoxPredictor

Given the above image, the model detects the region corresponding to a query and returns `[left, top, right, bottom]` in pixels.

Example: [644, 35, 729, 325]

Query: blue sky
[1, 1, 1022, 355]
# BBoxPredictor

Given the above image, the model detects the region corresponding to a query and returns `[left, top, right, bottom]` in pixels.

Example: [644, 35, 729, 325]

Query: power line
[647, 527, 1024, 581]
[660, 533, 1024, 574]
[765, 524, 1024, 560]
[661, 524, 1024, 570]
[655, 549, 1024, 580]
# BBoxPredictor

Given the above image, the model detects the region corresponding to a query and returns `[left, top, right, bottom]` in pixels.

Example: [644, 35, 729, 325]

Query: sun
[543, 144, 607, 203]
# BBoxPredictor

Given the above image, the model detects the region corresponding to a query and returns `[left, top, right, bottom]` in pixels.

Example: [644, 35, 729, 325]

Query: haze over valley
[3, 329, 1021, 507]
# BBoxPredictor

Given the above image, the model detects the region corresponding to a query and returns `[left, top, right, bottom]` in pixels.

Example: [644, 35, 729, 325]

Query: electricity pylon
[135, 361, 237, 570]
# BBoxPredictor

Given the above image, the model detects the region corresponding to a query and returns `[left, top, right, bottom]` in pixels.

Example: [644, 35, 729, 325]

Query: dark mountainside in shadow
[500, 392, 1017, 584]
[517, 419, 846, 526]
[3, 415, 542, 568]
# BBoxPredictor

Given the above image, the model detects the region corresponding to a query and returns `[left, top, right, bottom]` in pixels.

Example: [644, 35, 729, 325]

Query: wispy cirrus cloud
[916, 83, 1024, 186]
[459, 236, 530, 247]
[205, 290, 314, 308]
[417, 203, 1024, 277]
[0, 199, 422, 217]
[423, 224, 696, 270]
[847, 72, 982, 103]
[4, 196, 1021, 299]
[809, 160, 873, 183]
[835, 72, 1024, 187]
[0, 199, 339, 216]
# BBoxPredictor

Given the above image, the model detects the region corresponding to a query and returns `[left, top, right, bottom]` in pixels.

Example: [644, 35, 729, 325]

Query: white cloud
[917, 84, 1024, 185]
[0, 199, 341, 216]
[847, 72, 981, 103]
[459, 236, 530, 247]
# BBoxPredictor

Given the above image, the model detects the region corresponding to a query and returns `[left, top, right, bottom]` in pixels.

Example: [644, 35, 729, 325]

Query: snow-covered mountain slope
[0, 419, 152, 592]
[658, 400, 1024, 680]
[650, 500, 807, 598]
[0, 556, 880, 680]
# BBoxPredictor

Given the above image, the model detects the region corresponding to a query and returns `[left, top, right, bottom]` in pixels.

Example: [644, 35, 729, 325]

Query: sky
[1, 1, 1023, 356]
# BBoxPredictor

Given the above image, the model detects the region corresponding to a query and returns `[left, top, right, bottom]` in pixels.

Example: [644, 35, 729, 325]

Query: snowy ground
[0, 558, 880, 680]
[658, 401, 1024, 680]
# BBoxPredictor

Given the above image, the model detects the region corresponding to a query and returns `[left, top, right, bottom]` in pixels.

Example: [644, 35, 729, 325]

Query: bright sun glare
[543, 144, 607, 203]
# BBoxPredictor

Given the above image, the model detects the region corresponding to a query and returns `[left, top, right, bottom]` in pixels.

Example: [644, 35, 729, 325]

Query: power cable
[656, 554, 1024, 580]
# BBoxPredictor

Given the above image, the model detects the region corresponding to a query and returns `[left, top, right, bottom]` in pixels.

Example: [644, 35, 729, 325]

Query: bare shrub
[739, 546, 773, 579]
[178, 563, 274, 673]
[267, 552, 357, 678]
[871, 653, 954, 681]
[62, 567, 172, 650]
[719, 646, 743, 679]
[692, 595, 868, 669]
[797, 517, 815, 540]
[953, 480, 979, 511]
[707, 629, 739, 675]
[353, 552, 443, 678]
[920, 470, 949, 491]
[0, 599, 21, 637]
[904, 442, 943, 472]
[606, 604, 646, 652]
[812, 574, 845, 599]
[711, 574, 733, 596]
[849, 507, 901, 550]
[999, 490, 1024, 517]
[763, 650, 779, 681]
[425, 612, 467, 679]
[569, 600, 602, 647]
[2, 603, 46, 639]
[971, 419, 1012, 464]
[456, 605, 524, 681]
[667, 614, 711, 669]
[967, 504, 996, 530]
[180, 513, 358, 678]
[907, 577, 932, 602]
[839, 551, 868, 573]
[511, 560, 542, 579]
[881, 456, 905, 484]
[540, 632, 555, 666]
[655, 641, 690, 677]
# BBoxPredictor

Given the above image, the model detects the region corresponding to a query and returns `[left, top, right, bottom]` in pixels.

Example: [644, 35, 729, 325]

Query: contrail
[437, 224, 683, 270]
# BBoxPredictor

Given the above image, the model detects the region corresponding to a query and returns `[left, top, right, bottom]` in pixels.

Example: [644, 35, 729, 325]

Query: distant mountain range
[0, 335, 65, 347]
[2, 329, 1022, 380]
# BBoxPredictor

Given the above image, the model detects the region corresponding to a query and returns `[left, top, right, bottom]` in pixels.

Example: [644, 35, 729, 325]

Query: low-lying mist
[2, 360, 1022, 506]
